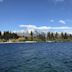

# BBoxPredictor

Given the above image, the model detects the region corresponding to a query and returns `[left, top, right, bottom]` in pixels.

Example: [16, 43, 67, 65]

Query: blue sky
[0, 0, 72, 33]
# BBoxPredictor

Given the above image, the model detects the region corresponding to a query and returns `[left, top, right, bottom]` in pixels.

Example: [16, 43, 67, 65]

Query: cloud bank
[19, 24, 72, 30]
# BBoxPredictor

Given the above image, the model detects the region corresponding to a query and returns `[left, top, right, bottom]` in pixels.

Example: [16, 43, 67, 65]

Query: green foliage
[37, 32, 46, 41]
[0, 31, 72, 42]
[16, 37, 25, 42]
[30, 31, 33, 41]
[47, 32, 72, 42]
[1, 31, 19, 40]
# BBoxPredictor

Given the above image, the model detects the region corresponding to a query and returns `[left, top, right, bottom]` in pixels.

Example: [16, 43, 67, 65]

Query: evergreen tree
[61, 32, 64, 39]
[47, 32, 51, 40]
[55, 32, 58, 39]
[0, 31, 1, 39]
[50, 32, 54, 40]
[64, 32, 68, 39]
[37, 32, 46, 41]
[30, 31, 33, 41]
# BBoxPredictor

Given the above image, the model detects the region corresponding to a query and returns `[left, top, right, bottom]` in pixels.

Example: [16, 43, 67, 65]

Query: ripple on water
[0, 42, 72, 72]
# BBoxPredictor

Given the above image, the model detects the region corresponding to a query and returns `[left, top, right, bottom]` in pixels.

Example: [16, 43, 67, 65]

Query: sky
[0, 0, 72, 33]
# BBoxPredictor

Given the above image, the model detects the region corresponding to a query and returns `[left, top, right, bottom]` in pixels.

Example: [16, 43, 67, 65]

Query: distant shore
[0, 39, 54, 44]
[0, 40, 55, 44]
[0, 40, 71, 44]
[0, 31, 72, 43]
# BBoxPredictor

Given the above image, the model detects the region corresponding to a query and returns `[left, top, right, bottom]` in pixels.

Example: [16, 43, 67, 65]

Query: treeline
[0, 31, 72, 42]
[0, 31, 19, 41]
[30, 31, 72, 42]
[47, 32, 72, 42]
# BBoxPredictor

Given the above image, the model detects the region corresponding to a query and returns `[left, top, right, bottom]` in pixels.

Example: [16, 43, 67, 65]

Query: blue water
[0, 42, 72, 72]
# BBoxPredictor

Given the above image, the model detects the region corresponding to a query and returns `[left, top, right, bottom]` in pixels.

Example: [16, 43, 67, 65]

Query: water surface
[0, 42, 72, 72]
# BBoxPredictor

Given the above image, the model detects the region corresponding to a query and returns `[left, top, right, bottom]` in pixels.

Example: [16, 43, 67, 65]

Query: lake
[0, 42, 72, 72]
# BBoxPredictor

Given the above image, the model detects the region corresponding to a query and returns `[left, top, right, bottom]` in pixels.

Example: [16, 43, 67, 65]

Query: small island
[0, 31, 72, 43]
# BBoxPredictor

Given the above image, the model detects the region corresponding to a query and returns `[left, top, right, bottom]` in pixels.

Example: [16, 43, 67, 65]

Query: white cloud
[18, 24, 72, 34]
[50, 19, 54, 22]
[59, 20, 66, 24]
[50, 27, 72, 29]
[63, 30, 72, 34]
[19, 24, 37, 29]
[19, 24, 72, 30]
[55, 0, 64, 2]
[37, 26, 48, 30]
[49, 19, 66, 24]
[19, 25, 31, 28]
[19, 24, 48, 30]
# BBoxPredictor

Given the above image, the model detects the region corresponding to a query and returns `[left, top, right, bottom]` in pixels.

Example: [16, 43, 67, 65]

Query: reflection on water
[0, 42, 72, 72]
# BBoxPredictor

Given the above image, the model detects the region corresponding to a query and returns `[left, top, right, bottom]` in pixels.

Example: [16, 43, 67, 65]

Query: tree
[64, 32, 68, 39]
[69, 34, 72, 40]
[61, 32, 64, 39]
[11, 33, 19, 39]
[0, 31, 1, 39]
[55, 32, 59, 39]
[30, 31, 33, 41]
[50, 32, 55, 40]
[37, 32, 46, 41]
[2, 31, 18, 40]
[47, 32, 51, 40]
[3, 31, 10, 40]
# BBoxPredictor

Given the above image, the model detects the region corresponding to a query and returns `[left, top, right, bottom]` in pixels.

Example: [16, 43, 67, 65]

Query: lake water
[0, 42, 72, 72]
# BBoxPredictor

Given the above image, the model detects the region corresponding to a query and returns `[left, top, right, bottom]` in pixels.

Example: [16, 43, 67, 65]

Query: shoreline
[0, 41, 54, 44]
[0, 41, 71, 44]
[0, 41, 37, 44]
